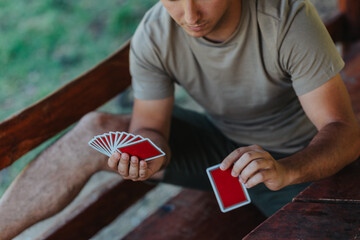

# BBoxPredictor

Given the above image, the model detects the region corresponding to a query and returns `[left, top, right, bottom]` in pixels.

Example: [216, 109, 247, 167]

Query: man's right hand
[108, 152, 165, 181]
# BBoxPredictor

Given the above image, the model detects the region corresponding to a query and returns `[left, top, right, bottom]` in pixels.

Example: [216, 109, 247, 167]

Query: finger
[239, 158, 271, 183]
[108, 151, 121, 169]
[232, 150, 265, 177]
[128, 156, 139, 179]
[243, 170, 270, 188]
[220, 145, 264, 170]
[138, 160, 148, 180]
[220, 147, 250, 170]
[118, 153, 130, 177]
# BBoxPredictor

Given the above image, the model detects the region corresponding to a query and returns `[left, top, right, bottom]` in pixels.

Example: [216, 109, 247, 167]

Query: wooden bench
[1, 0, 359, 239]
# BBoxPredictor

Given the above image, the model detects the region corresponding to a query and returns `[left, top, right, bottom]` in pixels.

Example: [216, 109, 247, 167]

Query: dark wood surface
[40, 180, 155, 240]
[338, 0, 360, 41]
[0, 42, 131, 170]
[294, 158, 360, 203]
[325, 12, 347, 43]
[123, 188, 266, 240]
[343, 41, 360, 122]
[244, 202, 360, 240]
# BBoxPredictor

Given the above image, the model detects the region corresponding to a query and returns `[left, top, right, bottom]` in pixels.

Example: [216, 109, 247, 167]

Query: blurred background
[0, 0, 159, 196]
[0, 0, 338, 233]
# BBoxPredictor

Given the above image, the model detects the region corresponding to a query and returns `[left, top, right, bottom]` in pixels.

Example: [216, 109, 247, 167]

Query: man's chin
[184, 29, 208, 38]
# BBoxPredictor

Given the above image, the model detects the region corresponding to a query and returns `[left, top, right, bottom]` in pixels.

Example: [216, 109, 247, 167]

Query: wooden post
[338, 0, 360, 41]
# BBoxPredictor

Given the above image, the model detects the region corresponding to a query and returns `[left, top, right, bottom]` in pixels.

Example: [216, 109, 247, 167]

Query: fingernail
[220, 164, 225, 170]
[231, 171, 236, 177]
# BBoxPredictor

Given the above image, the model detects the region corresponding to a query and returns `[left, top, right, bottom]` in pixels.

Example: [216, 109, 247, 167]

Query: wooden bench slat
[40, 180, 155, 240]
[244, 201, 360, 239]
[123, 188, 266, 240]
[0, 42, 131, 170]
[324, 13, 347, 43]
[339, 0, 360, 41]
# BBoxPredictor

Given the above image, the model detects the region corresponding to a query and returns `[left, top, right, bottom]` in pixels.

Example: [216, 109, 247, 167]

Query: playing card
[98, 134, 112, 155]
[89, 131, 165, 161]
[122, 135, 144, 146]
[109, 131, 118, 151]
[117, 138, 165, 161]
[114, 132, 123, 148]
[207, 163, 251, 213]
[118, 132, 131, 146]
[89, 139, 106, 153]
[89, 138, 111, 157]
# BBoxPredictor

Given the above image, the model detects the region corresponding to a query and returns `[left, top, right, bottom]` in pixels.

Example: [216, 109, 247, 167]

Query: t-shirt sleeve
[130, 19, 174, 100]
[278, 0, 344, 96]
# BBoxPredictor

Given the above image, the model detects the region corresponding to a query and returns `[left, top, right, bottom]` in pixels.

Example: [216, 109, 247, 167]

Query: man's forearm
[280, 121, 360, 186]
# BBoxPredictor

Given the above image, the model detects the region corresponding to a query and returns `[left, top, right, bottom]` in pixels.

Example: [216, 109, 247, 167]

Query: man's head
[160, 0, 242, 43]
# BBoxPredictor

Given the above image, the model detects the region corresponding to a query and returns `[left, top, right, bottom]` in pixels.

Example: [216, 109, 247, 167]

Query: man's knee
[76, 112, 130, 135]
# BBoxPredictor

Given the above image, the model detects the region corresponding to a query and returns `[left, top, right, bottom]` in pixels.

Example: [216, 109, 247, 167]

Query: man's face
[160, 0, 240, 42]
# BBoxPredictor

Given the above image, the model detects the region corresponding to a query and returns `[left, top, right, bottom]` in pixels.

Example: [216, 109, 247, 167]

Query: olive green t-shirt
[130, 0, 344, 153]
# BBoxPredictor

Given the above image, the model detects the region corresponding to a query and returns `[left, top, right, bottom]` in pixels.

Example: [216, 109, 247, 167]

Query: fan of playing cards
[88, 131, 165, 161]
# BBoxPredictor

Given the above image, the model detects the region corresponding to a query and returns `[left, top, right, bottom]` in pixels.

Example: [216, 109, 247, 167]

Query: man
[1, 0, 359, 239]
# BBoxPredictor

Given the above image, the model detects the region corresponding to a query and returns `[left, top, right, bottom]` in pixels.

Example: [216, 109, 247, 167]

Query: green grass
[0, 0, 157, 122]
[0, 0, 157, 197]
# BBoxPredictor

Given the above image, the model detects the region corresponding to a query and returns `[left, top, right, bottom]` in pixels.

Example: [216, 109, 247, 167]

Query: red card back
[210, 168, 247, 209]
[117, 139, 163, 160]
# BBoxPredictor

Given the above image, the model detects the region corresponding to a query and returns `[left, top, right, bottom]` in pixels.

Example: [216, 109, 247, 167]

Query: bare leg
[0, 112, 130, 240]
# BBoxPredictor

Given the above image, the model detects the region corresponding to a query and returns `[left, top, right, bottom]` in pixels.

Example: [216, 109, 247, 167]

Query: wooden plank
[294, 158, 360, 203]
[324, 13, 347, 43]
[0, 42, 131, 170]
[40, 180, 155, 240]
[342, 41, 360, 122]
[123, 188, 266, 240]
[339, 0, 360, 41]
[244, 202, 360, 239]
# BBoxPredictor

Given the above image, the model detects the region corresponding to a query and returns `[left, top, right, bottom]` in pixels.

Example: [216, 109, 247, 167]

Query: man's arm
[220, 74, 360, 190]
[281, 73, 360, 185]
[107, 96, 174, 181]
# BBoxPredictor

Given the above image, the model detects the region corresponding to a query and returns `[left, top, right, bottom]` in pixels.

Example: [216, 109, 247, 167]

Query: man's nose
[184, 0, 200, 25]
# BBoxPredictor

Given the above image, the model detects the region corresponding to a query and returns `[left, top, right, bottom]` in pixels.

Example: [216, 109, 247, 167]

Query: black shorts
[163, 106, 310, 217]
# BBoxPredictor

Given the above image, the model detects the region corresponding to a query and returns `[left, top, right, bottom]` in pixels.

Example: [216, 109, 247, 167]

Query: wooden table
[244, 159, 360, 240]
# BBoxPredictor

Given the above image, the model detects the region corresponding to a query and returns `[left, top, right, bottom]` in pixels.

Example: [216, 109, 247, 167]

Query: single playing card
[116, 138, 165, 161]
[109, 131, 118, 152]
[207, 164, 251, 213]
[104, 133, 113, 152]
[114, 132, 123, 149]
